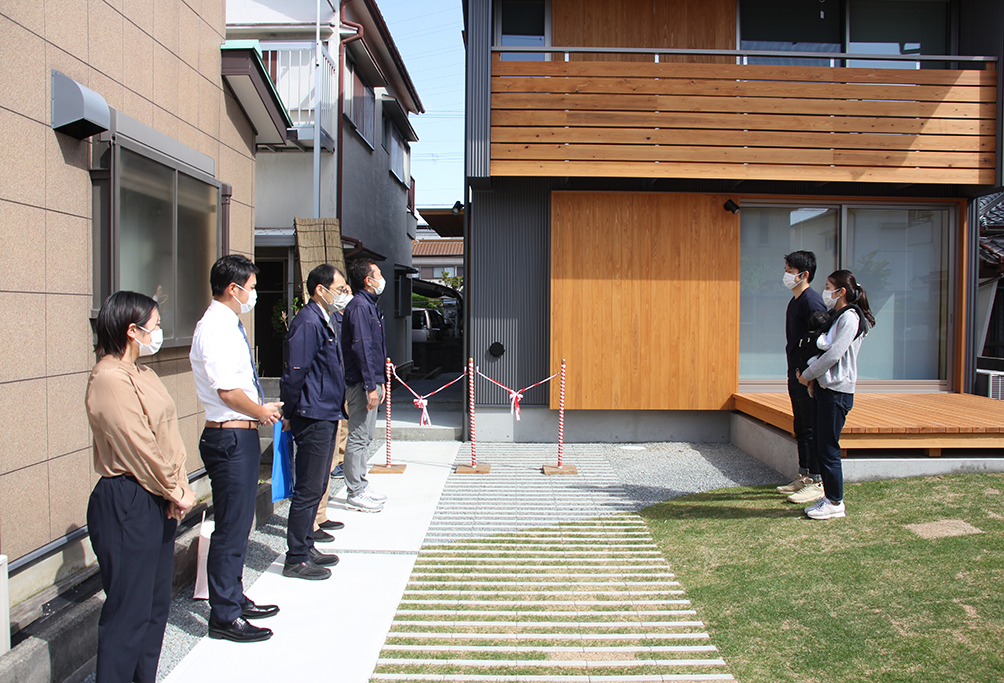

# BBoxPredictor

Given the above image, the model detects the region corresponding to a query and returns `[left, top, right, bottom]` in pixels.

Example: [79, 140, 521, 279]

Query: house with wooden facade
[462, 0, 1004, 474]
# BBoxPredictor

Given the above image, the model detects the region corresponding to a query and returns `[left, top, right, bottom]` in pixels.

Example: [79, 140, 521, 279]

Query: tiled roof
[980, 192, 1004, 228]
[413, 239, 464, 256]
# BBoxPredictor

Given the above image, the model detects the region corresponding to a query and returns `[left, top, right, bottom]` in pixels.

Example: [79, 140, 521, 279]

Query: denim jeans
[811, 386, 854, 503]
[788, 373, 816, 475]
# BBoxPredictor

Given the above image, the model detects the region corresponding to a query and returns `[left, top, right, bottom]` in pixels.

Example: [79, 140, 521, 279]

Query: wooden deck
[732, 392, 1004, 456]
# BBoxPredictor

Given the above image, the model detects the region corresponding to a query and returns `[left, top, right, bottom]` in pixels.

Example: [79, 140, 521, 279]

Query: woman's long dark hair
[95, 291, 159, 358]
[828, 270, 876, 327]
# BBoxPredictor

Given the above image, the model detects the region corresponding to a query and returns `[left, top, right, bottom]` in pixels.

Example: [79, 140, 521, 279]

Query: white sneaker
[777, 475, 813, 494]
[805, 498, 846, 520]
[365, 487, 388, 502]
[787, 482, 824, 505]
[346, 492, 384, 513]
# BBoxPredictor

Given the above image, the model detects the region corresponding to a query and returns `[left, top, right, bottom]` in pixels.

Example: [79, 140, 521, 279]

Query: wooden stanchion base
[370, 464, 407, 474]
[456, 464, 491, 474]
[542, 464, 578, 475]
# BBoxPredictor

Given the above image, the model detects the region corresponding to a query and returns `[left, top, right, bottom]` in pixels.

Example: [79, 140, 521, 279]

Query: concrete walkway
[163, 441, 459, 683]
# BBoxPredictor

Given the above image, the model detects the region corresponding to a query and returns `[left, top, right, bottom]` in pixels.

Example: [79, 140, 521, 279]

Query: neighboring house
[463, 0, 1004, 442]
[0, 0, 281, 613]
[226, 0, 423, 377]
[413, 230, 465, 283]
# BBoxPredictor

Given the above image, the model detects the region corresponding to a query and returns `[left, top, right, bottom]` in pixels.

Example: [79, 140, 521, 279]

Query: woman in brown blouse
[85, 291, 196, 683]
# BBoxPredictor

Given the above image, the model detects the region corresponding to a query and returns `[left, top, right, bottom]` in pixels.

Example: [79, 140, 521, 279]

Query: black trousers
[287, 417, 339, 564]
[87, 476, 177, 683]
[199, 427, 261, 622]
[788, 373, 817, 475]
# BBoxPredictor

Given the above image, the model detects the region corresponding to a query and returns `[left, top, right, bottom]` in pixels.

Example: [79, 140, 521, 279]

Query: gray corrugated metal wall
[465, 0, 490, 183]
[470, 178, 557, 406]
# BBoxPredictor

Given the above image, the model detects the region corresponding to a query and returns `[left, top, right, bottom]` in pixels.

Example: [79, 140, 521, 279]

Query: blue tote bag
[271, 422, 294, 503]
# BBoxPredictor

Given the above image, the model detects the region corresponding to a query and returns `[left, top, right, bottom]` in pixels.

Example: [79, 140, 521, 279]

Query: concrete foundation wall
[729, 413, 800, 481]
[730, 412, 1004, 483]
[477, 407, 731, 443]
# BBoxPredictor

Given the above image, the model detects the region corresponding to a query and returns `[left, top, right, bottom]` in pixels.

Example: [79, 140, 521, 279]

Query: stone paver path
[370, 445, 734, 682]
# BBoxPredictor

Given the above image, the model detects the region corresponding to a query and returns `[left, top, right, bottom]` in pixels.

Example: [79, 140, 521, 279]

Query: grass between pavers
[641, 472, 1004, 683]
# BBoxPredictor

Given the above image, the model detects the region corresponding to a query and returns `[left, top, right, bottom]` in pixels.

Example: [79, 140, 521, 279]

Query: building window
[739, 204, 953, 384]
[848, 0, 950, 69]
[740, 0, 842, 66]
[739, 0, 952, 68]
[421, 266, 435, 279]
[495, 0, 551, 61]
[388, 121, 410, 186]
[344, 59, 374, 145]
[93, 140, 220, 345]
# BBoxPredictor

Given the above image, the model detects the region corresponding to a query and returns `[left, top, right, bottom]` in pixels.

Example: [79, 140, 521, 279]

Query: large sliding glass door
[739, 203, 954, 386]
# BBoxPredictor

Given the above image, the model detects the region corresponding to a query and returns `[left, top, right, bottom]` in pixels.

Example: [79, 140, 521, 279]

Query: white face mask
[234, 283, 257, 313]
[371, 277, 386, 296]
[782, 272, 803, 290]
[822, 288, 840, 310]
[323, 287, 353, 312]
[137, 326, 163, 356]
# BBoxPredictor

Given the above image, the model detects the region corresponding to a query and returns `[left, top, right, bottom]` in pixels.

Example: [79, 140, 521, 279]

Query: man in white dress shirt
[190, 254, 284, 643]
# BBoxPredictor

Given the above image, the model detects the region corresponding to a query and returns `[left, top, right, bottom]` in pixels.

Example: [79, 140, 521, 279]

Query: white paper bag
[193, 511, 214, 600]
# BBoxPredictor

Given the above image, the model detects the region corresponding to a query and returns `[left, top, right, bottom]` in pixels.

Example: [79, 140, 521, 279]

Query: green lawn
[641, 472, 1004, 683]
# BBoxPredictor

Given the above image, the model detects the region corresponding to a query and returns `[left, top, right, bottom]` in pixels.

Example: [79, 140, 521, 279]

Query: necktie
[237, 320, 264, 404]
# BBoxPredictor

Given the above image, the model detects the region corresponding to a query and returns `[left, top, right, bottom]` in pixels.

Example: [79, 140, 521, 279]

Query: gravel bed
[600, 442, 785, 507]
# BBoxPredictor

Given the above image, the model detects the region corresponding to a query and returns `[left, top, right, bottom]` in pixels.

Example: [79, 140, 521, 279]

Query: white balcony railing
[261, 41, 337, 150]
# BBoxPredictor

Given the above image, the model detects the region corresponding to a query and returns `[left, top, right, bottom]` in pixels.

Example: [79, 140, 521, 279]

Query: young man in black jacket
[778, 250, 828, 503]
[280, 264, 351, 579]
[341, 259, 388, 512]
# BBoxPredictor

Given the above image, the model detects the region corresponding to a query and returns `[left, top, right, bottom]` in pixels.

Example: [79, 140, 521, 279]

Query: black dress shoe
[313, 529, 335, 543]
[318, 520, 345, 531]
[207, 616, 273, 642]
[283, 560, 331, 580]
[241, 597, 279, 620]
[309, 547, 339, 566]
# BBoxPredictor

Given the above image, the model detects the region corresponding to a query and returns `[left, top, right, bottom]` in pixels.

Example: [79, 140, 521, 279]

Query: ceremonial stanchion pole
[371, 357, 406, 473]
[457, 358, 490, 473]
[543, 359, 576, 474]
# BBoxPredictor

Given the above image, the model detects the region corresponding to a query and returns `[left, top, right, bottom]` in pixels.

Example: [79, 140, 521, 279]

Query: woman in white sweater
[797, 270, 876, 520]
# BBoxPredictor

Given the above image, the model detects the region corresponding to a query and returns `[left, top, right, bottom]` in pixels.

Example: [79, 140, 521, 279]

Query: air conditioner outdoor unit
[978, 369, 1004, 400]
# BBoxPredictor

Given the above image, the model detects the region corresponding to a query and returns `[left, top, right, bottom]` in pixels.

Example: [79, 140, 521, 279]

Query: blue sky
[377, 0, 466, 211]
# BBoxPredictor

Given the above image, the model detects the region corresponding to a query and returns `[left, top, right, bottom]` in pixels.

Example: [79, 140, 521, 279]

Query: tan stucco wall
[0, 0, 256, 566]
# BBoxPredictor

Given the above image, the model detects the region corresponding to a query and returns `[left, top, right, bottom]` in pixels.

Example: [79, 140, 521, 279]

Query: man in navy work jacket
[280, 264, 352, 579]
[341, 259, 389, 512]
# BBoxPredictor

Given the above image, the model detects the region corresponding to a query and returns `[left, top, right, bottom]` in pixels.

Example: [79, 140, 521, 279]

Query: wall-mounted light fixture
[451, 201, 463, 216]
[724, 199, 741, 214]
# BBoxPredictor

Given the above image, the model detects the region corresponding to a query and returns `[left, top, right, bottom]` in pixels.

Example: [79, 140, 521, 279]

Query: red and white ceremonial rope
[385, 358, 393, 467]
[558, 359, 566, 467]
[475, 368, 559, 421]
[388, 364, 467, 427]
[468, 358, 476, 468]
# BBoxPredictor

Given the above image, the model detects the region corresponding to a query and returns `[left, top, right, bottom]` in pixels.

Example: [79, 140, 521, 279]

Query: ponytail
[828, 269, 876, 328]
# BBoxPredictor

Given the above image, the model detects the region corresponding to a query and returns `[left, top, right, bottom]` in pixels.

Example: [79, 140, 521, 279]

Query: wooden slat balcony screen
[491, 60, 998, 185]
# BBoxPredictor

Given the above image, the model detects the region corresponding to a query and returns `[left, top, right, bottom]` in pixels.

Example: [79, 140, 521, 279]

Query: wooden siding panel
[550, 192, 739, 410]
[491, 61, 998, 185]
[492, 60, 998, 86]
[496, 160, 995, 184]
[492, 126, 992, 152]
[491, 109, 997, 135]
[551, 0, 736, 62]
